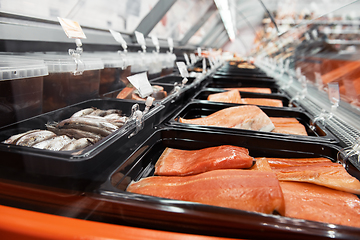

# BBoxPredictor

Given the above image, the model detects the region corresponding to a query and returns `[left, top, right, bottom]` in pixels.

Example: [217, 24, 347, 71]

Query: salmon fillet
[116, 87, 135, 99]
[224, 87, 272, 94]
[269, 118, 307, 136]
[257, 157, 360, 194]
[240, 98, 283, 107]
[207, 90, 241, 104]
[280, 181, 360, 228]
[271, 124, 308, 136]
[269, 117, 300, 124]
[155, 145, 254, 176]
[179, 105, 275, 132]
[127, 169, 285, 215]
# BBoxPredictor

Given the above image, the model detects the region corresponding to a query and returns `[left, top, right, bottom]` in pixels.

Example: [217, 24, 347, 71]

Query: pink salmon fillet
[280, 181, 360, 228]
[240, 98, 283, 107]
[155, 145, 254, 176]
[224, 87, 272, 94]
[179, 105, 275, 132]
[127, 169, 285, 215]
[256, 157, 360, 194]
[270, 117, 307, 136]
[207, 90, 241, 104]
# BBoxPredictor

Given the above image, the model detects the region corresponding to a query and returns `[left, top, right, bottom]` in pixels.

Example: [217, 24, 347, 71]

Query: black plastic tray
[216, 67, 265, 75]
[166, 101, 338, 143]
[95, 128, 360, 239]
[150, 75, 196, 86]
[205, 80, 281, 93]
[0, 99, 163, 180]
[211, 74, 275, 82]
[193, 88, 295, 107]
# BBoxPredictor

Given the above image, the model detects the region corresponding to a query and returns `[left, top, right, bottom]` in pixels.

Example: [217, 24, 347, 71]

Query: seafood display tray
[166, 101, 339, 143]
[214, 70, 269, 79]
[193, 88, 296, 108]
[216, 67, 265, 75]
[96, 128, 359, 239]
[211, 74, 275, 83]
[0, 99, 163, 181]
[204, 81, 281, 93]
[150, 75, 196, 86]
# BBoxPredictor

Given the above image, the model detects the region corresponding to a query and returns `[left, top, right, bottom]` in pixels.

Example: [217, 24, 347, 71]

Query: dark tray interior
[193, 88, 294, 107]
[211, 74, 275, 82]
[167, 101, 338, 143]
[204, 82, 281, 93]
[0, 99, 160, 178]
[95, 128, 359, 239]
[216, 67, 265, 75]
[214, 70, 269, 79]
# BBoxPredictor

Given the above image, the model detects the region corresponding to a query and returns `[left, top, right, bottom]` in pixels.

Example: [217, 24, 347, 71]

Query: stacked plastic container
[0, 55, 48, 127]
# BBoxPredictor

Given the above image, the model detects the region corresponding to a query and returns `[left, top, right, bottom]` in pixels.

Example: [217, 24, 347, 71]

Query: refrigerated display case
[0, 0, 360, 239]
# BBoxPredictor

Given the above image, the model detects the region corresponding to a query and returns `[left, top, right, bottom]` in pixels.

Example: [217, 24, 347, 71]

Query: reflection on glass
[255, 0, 360, 109]
[188, 12, 220, 45]
[149, 0, 213, 40]
[0, 0, 159, 33]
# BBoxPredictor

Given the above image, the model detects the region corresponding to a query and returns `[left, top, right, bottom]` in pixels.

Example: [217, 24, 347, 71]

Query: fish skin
[57, 117, 119, 132]
[60, 138, 94, 151]
[280, 181, 360, 228]
[70, 108, 95, 118]
[179, 105, 275, 132]
[3, 129, 41, 144]
[127, 169, 285, 215]
[59, 123, 112, 137]
[224, 87, 272, 94]
[32, 135, 73, 151]
[207, 90, 241, 104]
[46, 124, 102, 141]
[16, 130, 57, 147]
[257, 157, 360, 195]
[155, 145, 254, 176]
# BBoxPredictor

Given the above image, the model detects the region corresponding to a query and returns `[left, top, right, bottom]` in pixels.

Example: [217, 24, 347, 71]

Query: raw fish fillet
[207, 90, 241, 104]
[270, 117, 307, 136]
[271, 124, 307, 136]
[280, 181, 360, 228]
[155, 145, 254, 176]
[179, 105, 275, 132]
[250, 158, 272, 171]
[269, 117, 300, 124]
[224, 87, 272, 94]
[127, 169, 285, 215]
[240, 98, 283, 107]
[257, 157, 360, 194]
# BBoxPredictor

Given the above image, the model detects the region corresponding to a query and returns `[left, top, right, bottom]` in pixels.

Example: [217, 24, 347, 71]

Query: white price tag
[176, 62, 189, 78]
[151, 35, 159, 51]
[327, 82, 340, 105]
[202, 58, 206, 73]
[167, 37, 173, 52]
[109, 29, 127, 49]
[58, 17, 86, 39]
[296, 67, 302, 79]
[315, 72, 323, 89]
[190, 53, 196, 65]
[305, 33, 310, 41]
[183, 53, 190, 66]
[312, 29, 318, 39]
[135, 31, 146, 51]
[197, 47, 201, 56]
[127, 72, 153, 98]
